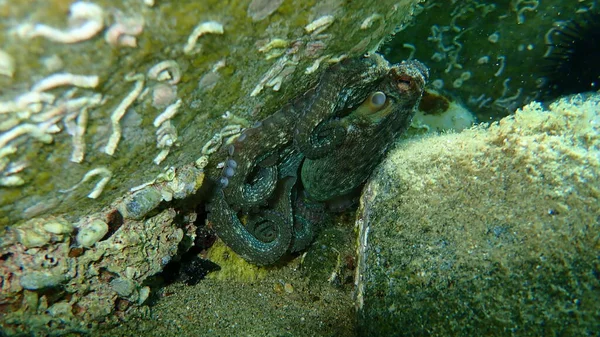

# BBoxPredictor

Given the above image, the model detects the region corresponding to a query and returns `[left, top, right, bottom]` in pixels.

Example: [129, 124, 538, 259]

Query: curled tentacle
[246, 212, 282, 243]
[293, 65, 350, 159]
[290, 191, 325, 252]
[207, 189, 292, 266]
[208, 175, 298, 265]
[296, 118, 347, 159]
[221, 111, 293, 210]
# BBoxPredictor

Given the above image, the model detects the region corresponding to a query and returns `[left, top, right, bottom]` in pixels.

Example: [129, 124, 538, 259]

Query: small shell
[119, 186, 164, 220]
[76, 219, 109, 248]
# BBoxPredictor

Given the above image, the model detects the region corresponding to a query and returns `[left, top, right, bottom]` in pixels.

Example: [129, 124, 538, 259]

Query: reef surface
[356, 93, 600, 336]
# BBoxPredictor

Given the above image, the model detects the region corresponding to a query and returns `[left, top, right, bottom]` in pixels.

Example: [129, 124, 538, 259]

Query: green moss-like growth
[206, 239, 269, 281]
[356, 94, 600, 336]
[0, 0, 421, 226]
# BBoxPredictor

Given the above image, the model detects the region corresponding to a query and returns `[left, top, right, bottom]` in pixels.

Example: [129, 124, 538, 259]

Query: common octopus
[207, 53, 428, 265]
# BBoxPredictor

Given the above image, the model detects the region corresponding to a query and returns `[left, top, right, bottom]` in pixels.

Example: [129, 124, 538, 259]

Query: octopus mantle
[207, 54, 428, 265]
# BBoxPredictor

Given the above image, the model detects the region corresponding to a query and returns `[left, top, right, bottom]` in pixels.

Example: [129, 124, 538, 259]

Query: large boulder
[356, 94, 600, 336]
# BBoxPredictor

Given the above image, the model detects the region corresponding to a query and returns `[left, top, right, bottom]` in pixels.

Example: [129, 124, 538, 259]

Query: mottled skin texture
[207, 54, 428, 265]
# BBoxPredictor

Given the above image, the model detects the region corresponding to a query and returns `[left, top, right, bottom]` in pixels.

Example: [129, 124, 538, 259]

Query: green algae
[0, 0, 421, 226]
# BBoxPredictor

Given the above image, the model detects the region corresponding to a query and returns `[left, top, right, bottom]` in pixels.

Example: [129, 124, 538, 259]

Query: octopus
[207, 53, 429, 265]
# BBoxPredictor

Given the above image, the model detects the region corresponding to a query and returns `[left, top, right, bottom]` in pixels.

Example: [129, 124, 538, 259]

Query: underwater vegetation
[381, 0, 598, 122]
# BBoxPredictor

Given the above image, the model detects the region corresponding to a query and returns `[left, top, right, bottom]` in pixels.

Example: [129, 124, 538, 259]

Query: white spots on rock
[0, 49, 15, 78]
[148, 60, 181, 85]
[252, 13, 338, 97]
[452, 71, 472, 88]
[0, 92, 55, 115]
[41, 54, 65, 73]
[147, 60, 181, 110]
[477, 56, 490, 64]
[153, 98, 182, 127]
[198, 124, 243, 168]
[147, 60, 185, 164]
[488, 31, 500, 43]
[327, 54, 347, 63]
[304, 54, 330, 74]
[183, 21, 224, 55]
[402, 43, 416, 60]
[31, 73, 99, 92]
[304, 15, 334, 35]
[251, 55, 298, 96]
[247, 0, 285, 22]
[105, 13, 144, 48]
[512, 0, 539, 24]
[493, 78, 522, 111]
[15, 1, 104, 44]
[0, 123, 54, 150]
[76, 218, 109, 247]
[0, 74, 103, 184]
[151, 83, 177, 108]
[258, 38, 290, 60]
[0, 175, 25, 187]
[360, 13, 383, 30]
[198, 59, 226, 92]
[153, 121, 178, 165]
[494, 55, 506, 77]
[104, 73, 145, 156]
[12, 217, 73, 249]
[153, 99, 182, 165]
[68, 102, 90, 163]
[221, 110, 251, 127]
[60, 166, 112, 199]
[431, 79, 444, 90]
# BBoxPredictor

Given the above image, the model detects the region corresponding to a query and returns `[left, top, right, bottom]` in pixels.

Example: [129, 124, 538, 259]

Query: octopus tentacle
[221, 111, 293, 210]
[293, 65, 349, 159]
[208, 176, 297, 265]
[290, 192, 325, 252]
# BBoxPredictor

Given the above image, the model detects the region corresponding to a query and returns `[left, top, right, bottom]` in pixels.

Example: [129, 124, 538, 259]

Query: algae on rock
[356, 93, 600, 336]
[0, 0, 421, 226]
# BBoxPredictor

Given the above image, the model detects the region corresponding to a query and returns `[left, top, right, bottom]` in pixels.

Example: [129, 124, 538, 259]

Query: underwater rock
[0, 0, 422, 227]
[0, 208, 194, 336]
[76, 218, 109, 248]
[356, 93, 600, 336]
[0, 0, 423, 335]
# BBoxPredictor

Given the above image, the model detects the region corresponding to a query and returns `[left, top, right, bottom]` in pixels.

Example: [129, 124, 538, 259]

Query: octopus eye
[370, 91, 387, 108]
[354, 91, 390, 117]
